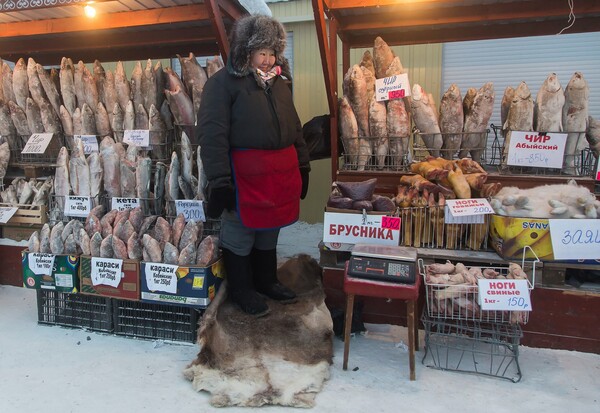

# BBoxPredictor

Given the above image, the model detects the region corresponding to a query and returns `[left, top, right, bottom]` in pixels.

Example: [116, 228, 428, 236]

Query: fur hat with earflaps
[227, 14, 292, 80]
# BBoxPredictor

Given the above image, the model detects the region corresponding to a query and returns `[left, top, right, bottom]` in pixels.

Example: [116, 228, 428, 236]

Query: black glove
[300, 168, 310, 200]
[206, 185, 236, 219]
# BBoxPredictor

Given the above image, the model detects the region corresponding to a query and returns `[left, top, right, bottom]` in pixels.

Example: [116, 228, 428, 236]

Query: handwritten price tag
[375, 73, 411, 102]
[549, 219, 600, 260]
[144, 263, 178, 294]
[91, 257, 123, 288]
[506, 131, 567, 169]
[381, 216, 401, 230]
[21, 133, 53, 154]
[64, 196, 92, 218]
[111, 197, 140, 211]
[446, 198, 494, 217]
[28, 253, 56, 276]
[75, 135, 99, 154]
[478, 279, 532, 311]
[175, 200, 205, 222]
[123, 130, 150, 147]
[0, 207, 18, 224]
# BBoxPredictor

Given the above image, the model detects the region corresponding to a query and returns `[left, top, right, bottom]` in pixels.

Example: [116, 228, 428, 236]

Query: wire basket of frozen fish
[496, 129, 594, 176]
[420, 314, 523, 383]
[418, 252, 537, 325]
[412, 130, 491, 164]
[396, 205, 490, 251]
[47, 194, 107, 224]
[110, 128, 175, 165]
[340, 135, 411, 172]
[10, 132, 66, 166]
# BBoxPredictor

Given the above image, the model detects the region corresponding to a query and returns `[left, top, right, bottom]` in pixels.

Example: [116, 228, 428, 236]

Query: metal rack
[412, 130, 491, 164]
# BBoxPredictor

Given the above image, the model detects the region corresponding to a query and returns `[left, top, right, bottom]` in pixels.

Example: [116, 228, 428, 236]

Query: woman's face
[250, 48, 276, 72]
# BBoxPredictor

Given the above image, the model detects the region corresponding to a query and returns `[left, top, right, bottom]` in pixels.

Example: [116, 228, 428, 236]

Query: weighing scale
[347, 244, 418, 284]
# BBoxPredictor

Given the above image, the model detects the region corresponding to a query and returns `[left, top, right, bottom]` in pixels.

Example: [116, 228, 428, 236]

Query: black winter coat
[195, 69, 310, 189]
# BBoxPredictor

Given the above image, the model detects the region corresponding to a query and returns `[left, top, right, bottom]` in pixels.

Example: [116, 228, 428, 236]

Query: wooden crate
[0, 203, 47, 226]
[1, 225, 42, 241]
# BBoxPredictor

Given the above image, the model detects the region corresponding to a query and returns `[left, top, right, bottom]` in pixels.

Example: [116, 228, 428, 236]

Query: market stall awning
[0, 0, 250, 65]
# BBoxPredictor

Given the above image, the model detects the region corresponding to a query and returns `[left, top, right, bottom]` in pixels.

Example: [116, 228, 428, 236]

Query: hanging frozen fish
[54, 147, 71, 216]
[73, 61, 86, 110]
[411, 84, 443, 157]
[142, 59, 157, 113]
[339, 97, 359, 168]
[361, 67, 375, 105]
[2, 62, 17, 105]
[154, 162, 167, 215]
[196, 235, 219, 266]
[114, 62, 131, 112]
[81, 103, 97, 135]
[171, 214, 186, 250]
[39, 224, 51, 253]
[120, 159, 137, 198]
[18, 181, 36, 205]
[439, 84, 464, 160]
[373, 36, 395, 79]
[31, 177, 53, 207]
[180, 131, 194, 185]
[25, 98, 45, 134]
[127, 232, 143, 260]
[89, 232, 102, 257]
[111, 102, 125, 142]
[178, 243, 197, 266]
[59, 57, 77, 115]
[502, 81, 533, 165]
[12, 58, 29, 109]
[178, 176, 195, 200]
[154, 61, 166, 111]
[562, 72, 589, 174]
[64, 234, 77, 255]
[128, 207, 143, 233]
[123, 100, 135, 132]
[88, 152, 103, 198]
[586, 116, 600, 159]
[0, 142, 10, 183]
[359, 50, 375, 78]
[36, 64, 61, 116]
[95, 102, 112, 137]
[69, 138, 91, 196]
[100, 136, 121, 198]
[8, 101, 29, 145]
[82, 64, 99, 111]
[102, 70, 119, 126]
[148, 104, 167, 160]
[100, 234, 114, 258]
[152, 216, 172, 250]
[72, 107, 82, 136]
[59, 106, 74, 148]
[165, 152, 180, 216]
[369, 97, 388, 169]
[163, 242, 180, 265]
[130, 61, 144, 112]
[93, 60, 106, 107]
[136, 156, 152, 213]
[344, 65, 369, 138]
[27, 231, 40, 253]
[39, 98, 62, 134]
[500, 86, 515, 136]
[206, 56, 224, 78]
[160, 100, 174, 131]
[78, 228, 91, 256]
[1, 183, 18, 205]
[0, 102, 18, 150]
[178, 219, 199, 251]
[535, 73, 565, 132]
[460, 82, 495, 163]
[142, 234, 162, 262]
[386, 97, 410, 168]
[50, 222, 65, 254]
[164, 83, 195, 130]
[178, 52, 208, 103]
[197, 147, 207, 200]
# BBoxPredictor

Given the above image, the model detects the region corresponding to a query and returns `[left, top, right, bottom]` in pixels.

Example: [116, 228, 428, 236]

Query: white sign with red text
[375, 73, 411, 102]
[323, 212, 400, 246]
[478, 279, 532, 311]
[506, 131, 567, 168]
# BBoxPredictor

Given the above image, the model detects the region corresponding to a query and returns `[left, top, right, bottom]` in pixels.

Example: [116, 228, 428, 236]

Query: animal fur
[183, 254, 333, 408]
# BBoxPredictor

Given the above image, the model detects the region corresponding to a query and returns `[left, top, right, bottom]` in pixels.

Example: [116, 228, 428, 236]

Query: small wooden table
[342, 266, 421, 380]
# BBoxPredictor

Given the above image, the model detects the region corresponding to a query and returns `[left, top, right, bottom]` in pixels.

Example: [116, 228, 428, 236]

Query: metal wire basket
[397, 205, 490, 251]
[48, 194, 107, 224]
[419, 247, 538, 325]
[491, 127, 594, 176]
[340, 135, 411, 172]
[412, 130, 491, 164]
[10, 133, 65, 166]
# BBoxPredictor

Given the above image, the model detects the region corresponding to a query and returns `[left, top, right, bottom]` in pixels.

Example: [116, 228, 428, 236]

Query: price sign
[375, 73, 411, 102]
[64, 196, 92, 217]
[175, 200, 205, 222]
[28, 253, 56, 276]
[90, 257, 123, 288]
[75, 135, 99, 154]
[381, 216, 401, 231]
[478, 279, 532, 311]
[0, 207, 18, 224]
[549, 219, 600, 260]
[144, 263, 178, 294]
[446, 198, 494, 217]
[21, 133, 53, 154]
[123, 129, 150, 147]
[111, 197, 140, 211]
[506, 131, 567, 169]
[323, 212, 401, 246]
[595, 157, 600, 181]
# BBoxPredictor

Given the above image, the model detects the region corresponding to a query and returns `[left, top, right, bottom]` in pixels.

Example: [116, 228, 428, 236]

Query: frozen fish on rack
[534, 73, 564, 132]
[339, 96, 359, 168]
[460, 82, 494, 163]
[115, 61, 131, 113]
[2, 62, 17, 105]
[439, 84, 464, 160]
[411, 84, 443, 158]
[562, 72, 589, 174]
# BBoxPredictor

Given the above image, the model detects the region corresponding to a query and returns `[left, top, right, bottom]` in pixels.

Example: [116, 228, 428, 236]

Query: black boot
[251, 248, 297, 303]
[221, 248, 269, 317]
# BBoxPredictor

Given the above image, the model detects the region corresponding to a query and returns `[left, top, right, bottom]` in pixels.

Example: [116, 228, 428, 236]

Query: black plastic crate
[36, 289, 113, 332]
[112, 299, 201, 343]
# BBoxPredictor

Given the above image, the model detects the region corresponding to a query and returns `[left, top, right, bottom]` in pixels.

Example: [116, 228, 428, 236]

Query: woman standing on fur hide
[196, 14, 311, 317]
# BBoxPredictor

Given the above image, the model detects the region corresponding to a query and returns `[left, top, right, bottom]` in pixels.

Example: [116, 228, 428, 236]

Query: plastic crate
[36, 289, 113, 332]
[112, 299, 201, 343]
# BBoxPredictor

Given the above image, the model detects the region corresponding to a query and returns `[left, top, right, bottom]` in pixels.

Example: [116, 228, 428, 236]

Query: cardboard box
[79, 255, 140, 301]
[489, 215, 553, 260]
[22, 250, 80, 293]
[140, 258, 224, 308]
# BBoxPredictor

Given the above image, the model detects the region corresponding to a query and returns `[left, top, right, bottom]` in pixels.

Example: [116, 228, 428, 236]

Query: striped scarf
[255, 65, 282, 83]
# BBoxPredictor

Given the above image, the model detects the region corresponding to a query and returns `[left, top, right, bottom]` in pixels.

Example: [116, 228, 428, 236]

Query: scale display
[347, 255, 416, 284]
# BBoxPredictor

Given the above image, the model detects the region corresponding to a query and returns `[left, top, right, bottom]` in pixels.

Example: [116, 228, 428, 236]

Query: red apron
[231, 145, 301, 229]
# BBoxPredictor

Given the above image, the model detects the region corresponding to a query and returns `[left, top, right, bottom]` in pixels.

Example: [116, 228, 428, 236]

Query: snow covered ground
[1, 222, 599, 412]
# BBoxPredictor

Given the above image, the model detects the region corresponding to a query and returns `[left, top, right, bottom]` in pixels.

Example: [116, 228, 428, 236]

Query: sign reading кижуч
[323, 212, 400, 246]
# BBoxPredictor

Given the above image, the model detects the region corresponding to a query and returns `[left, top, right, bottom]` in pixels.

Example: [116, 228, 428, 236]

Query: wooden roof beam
[0, 4, 209, 37]
[337, 0, 600, 31]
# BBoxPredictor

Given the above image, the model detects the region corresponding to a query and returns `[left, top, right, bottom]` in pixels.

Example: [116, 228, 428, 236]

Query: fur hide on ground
[183, 254, 334, 408]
